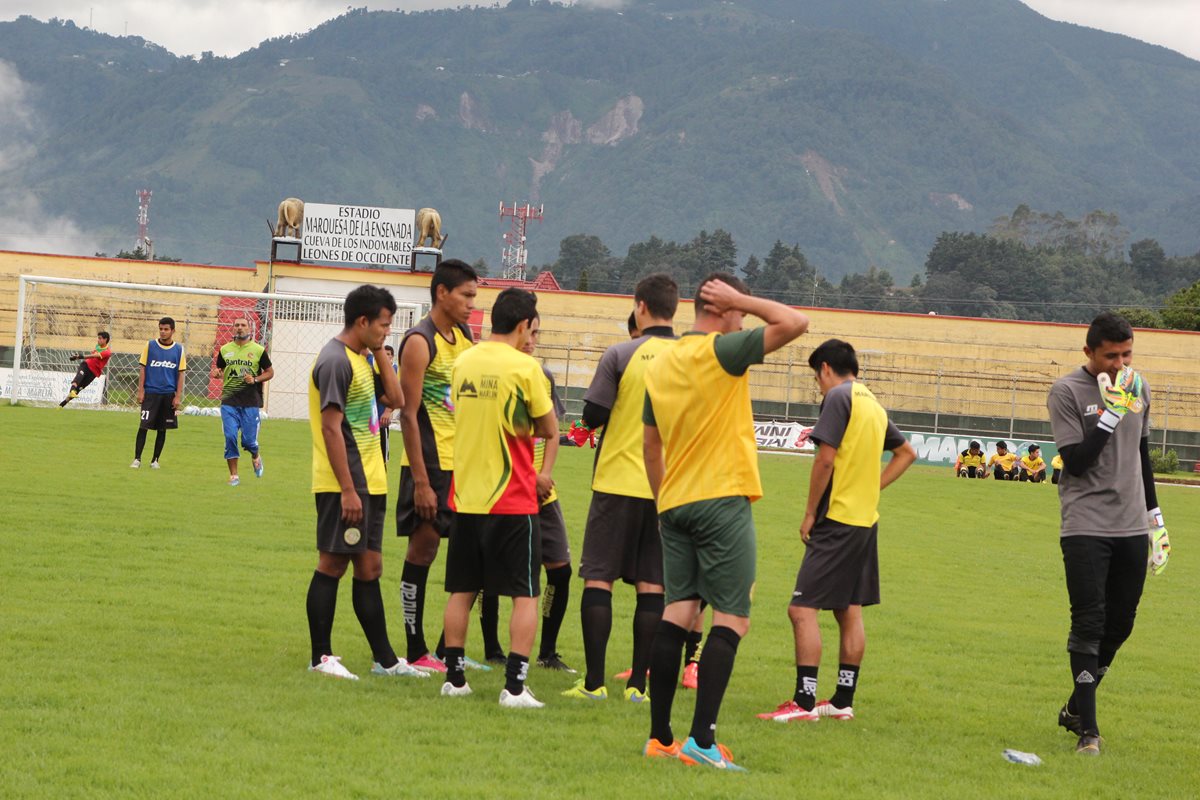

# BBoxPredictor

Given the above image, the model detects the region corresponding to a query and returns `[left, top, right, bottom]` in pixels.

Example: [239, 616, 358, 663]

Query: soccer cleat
[644, 738, 683, 759]
[499, 687, 545, 708]
[756, 699, 819, 722]
[69, 389, 79, 399]
[1076, 733, 1102, 755]
[130, 459, 141, 469]
[613, 668, 633, 680]
[624, 686, 649, 703]
[958, 467, 968, 478]
[371, 659, 428, 678]
[440, 681, 472, 697]
[678, 737, 747, 772]
[228, 476, 240, 487]
[682, 662, 699, 690]
[410, 653, 448, 673]
[537, 653, 577, 673]
[463, 656, 492, 672]
[562, 679, 607, 700]
[253, 457, 264, 478]
[308, 654, 359, 680]
[1058, 704, 1084, 736]
[150, 460, 161, 470]
[815, 699, 854, 720]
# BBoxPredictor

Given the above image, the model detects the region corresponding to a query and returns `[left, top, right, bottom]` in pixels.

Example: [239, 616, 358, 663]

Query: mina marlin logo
[458, 379, 479, 398]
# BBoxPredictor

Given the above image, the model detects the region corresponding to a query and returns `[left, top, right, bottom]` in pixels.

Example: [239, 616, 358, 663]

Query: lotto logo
[149, 360, 178, 369]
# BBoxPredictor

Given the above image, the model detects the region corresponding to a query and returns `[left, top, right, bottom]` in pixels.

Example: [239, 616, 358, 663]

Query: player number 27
[141, 409, 150, 421]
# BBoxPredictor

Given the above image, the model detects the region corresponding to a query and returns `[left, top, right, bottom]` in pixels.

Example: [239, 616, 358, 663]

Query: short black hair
[626, 311, 638, 335]
[344, 284, 397, 328]
[969, 440, 980, 449]
[431, 259, 478, 305]
[384, 345, 394, 355]
[1028, 444, 1040, 452]
[491, 288, 538, 334]
[996, 441, 1008, 450]
[635, 273, 679, 321]
[807, 338, 858, 377]
[158, 317, 175, 329]
[1086, 311, 1134, 350]
[695, 272, 749, 314]
[98, 331, 111, 343]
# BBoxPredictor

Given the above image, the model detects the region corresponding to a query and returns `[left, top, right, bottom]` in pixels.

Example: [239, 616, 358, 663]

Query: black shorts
[396, 466, 453, 537]
[315, 492, 386, 554]
[445, 512, 541, 597]
[72, 364, 97, 391]
[993, 466, 1018, 480]
[139, 393, 178, 430]
[539, 500, 571, 565]
[792, 519, 880, 610]
[579, 491, 662, 585]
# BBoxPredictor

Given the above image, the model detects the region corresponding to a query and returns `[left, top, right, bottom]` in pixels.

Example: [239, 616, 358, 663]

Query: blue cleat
[678, 737, 747, 772]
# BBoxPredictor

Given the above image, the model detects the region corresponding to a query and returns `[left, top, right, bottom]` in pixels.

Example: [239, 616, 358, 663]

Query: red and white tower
[499, 201, 543, 281]
[136, 188, 153, 257]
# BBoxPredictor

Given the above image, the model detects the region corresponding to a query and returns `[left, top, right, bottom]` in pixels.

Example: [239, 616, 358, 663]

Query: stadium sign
[0, 367, 105, 404]
[902, 432, 1058, 466]
[754, 420, 815, 452]
[302, 202, 416, 268]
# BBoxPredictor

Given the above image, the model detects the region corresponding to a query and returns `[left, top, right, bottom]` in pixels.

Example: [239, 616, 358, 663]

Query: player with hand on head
[758, 338, 915, 725]
[305, 285, 425, 681]
[132, 318, 186, 469]
[642, 274, 808, 770]
[60, 331, 112, 407]
[211, 316, 273, 486]
[1048, 311, 1168, 756]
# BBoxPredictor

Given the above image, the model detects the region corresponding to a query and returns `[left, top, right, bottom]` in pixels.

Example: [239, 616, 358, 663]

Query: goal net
[9, 276, 422, 419]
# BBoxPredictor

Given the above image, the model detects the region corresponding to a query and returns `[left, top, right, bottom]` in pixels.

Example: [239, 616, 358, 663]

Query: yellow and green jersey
[450, 342, 553, 514]
[399, 315, 474, 471]
[216, 340, 270, 408]
[309, 338, 386, 495]
[532, 364, 567, 506]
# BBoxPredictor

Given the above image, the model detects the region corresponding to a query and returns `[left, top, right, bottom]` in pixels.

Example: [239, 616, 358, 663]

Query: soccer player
[1051, 453, 1064, 485]
[132, 317, 186, 469]
[758, 338, 916, 725]
[954, 440, 987, 479]
[642, 274, 808, 769]
[1048, 311, 1169, 755]
[305, 284, 425, 681]
[564, 273, 679, 703]
[627, 312, 639, 338]
[396, 259, 478, 673]
[210, 316, 273, 486]
[989, 441, 1019, 480]
[60, 331, 112, 406]
[374, 344, 399, 462]
[440, 288, 557, 706]
[1018, 444, 1047, 483]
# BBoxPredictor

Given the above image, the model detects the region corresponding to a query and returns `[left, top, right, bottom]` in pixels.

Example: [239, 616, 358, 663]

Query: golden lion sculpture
[416, 207, 445, 248]
[275, 198, 304, 238]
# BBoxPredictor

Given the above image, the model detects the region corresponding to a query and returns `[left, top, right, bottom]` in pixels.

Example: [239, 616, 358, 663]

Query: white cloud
[1022, 0, 1200, 61]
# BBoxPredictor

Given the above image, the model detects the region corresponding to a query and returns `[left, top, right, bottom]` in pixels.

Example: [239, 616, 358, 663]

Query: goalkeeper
[1047, 311, 1169, 757]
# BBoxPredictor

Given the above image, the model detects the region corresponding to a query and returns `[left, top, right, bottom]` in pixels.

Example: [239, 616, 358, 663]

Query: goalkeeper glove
[1096, 366, 1143, 432]
[1148, 507, 1170, 576]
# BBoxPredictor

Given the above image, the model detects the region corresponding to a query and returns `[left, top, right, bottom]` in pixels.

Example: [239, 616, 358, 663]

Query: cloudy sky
[0, 0, 1196, 61]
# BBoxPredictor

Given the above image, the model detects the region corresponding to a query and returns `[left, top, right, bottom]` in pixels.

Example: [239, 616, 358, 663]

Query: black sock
[480, 593, 502, 658]
[648, 620, 688, 746]
[1069, 651, 1100, 735]
[538, 565, 572, 658]
[352, 577, 397, 668]
[134, 428, 148, 460]
[684, 629, 703, 664]
[435, 630, 446, 661]
[794, 664, 819, 711]
[152, 429, 166, 461]
[444, 646, 466, 688]
[830, 663, 860, 709]
[580, 587, 612, 691]
[690, 625, 741, 749]
[400, 561, 430, 662]
[628, 592, 663, 692]
[505, 652, 530, 695]
[306, 570, 340, 666]
[1069, 649, 1116, 715]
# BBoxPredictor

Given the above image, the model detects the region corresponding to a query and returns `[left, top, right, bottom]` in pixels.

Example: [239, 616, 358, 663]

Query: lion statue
[275, 198, 304, 238]
[416, 207, 445, 248]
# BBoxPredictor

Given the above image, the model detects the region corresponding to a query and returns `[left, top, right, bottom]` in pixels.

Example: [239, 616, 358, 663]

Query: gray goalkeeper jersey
[1047, 366, 1150, 538]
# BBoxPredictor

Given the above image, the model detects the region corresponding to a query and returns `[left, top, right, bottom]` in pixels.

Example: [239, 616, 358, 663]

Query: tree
[1161, 280, 1200, 331]
[470, 257, 490, 277]
[553, 234, 611, 290]
[94, 246, 181, 263]
[741, 254, 761, 288]
[1114, 307, 1164, 329]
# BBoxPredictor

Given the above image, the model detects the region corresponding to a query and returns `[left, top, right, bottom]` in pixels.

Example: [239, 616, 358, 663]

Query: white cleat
[441, 681, 473, 697]
[371, 659, 429, 678]
[150, 460, 161, 470]
[130, 459, 141, 469]
[308, 654, 358, 680]
[499, 687, 545, 708]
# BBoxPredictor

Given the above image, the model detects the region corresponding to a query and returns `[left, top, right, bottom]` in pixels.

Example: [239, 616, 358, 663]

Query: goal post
[9, 275, 422, 419]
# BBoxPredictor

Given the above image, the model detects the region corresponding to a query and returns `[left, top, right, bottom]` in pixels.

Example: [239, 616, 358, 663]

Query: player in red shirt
[60, 331, 113, 407]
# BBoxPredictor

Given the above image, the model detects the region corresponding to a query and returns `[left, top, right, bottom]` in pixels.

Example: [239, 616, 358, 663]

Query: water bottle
[1002, 749, 1042, 766]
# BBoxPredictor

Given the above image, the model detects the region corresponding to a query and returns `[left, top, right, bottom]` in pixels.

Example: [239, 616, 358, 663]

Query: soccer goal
[9, 275, 422, 419]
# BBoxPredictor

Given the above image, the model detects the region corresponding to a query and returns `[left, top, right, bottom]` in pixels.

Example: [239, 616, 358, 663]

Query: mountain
[1, 0, 1198, 280]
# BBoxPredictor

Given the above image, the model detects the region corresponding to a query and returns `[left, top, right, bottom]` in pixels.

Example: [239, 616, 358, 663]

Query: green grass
[2, 405, 1196, 798]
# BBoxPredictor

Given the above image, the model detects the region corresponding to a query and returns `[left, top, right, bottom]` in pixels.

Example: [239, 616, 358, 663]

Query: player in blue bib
[133, 317, 187, 469]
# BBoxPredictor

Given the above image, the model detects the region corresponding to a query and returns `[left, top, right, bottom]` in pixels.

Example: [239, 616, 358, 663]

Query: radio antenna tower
[136, 189, 153, 258]
[499, 201, 543, 281]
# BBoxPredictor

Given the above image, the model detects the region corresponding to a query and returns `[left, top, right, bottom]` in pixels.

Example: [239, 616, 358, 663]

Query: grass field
[2, 404, 1195, 799]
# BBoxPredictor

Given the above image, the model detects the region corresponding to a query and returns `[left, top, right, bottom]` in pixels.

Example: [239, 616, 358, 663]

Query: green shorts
[658, 496, 756, 617]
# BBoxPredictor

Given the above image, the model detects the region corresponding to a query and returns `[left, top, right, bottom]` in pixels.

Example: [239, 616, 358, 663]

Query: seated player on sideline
[1019, 444, 1047, 483]
[989, 441, 1019, 480]
[1051, 453, 1064, 485]
[954, 440, 987, 479]
[60, 331, 112, 407]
